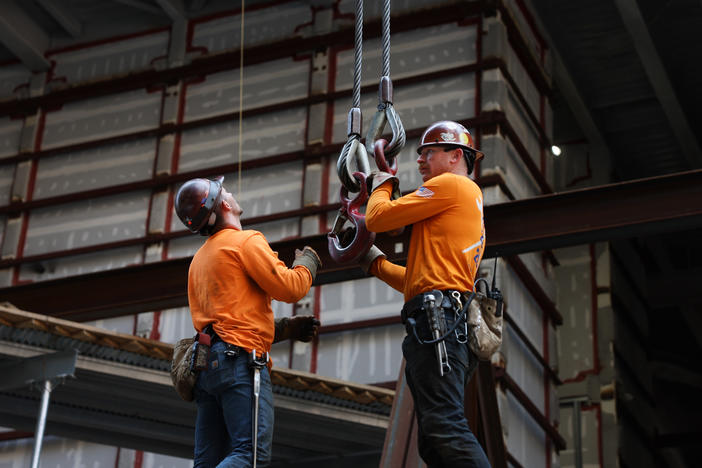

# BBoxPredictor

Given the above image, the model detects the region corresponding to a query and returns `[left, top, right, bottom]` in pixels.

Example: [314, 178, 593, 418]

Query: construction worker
[363, 121, 491, 467]
[175, 176, 321, 468]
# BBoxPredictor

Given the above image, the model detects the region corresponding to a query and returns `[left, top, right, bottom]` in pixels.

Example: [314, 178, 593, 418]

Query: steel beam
[614, 0, 702, 169]
[1, 170, 700, 320]
[36, 0, 82, 38]
[0, 2, 50, 71]
[0, 349, 77, 391]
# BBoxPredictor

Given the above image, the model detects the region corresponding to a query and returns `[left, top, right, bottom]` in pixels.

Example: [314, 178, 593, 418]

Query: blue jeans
[193, 341, 274, 468]
[402, 308, 491, 468]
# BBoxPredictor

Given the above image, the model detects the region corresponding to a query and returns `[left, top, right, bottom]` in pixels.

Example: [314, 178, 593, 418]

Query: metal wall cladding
[500, 390, 547, 467]
[190, 2, 312, 53]
[178, 107, 307, 170]
[481, 133, 542, 200]
[41, 89, 162, 149]
[554, 245, 596, 380]
[33, 138, 157, 200]
[47, 31, 170, 86]
[332, 73, 477, 144]
[23, 191, 149, 257]
[334, 23, 478, 90]
[316, 278, 404, 383]
[338, 0, 432, 19]
[559, 404, 601, 468]
[0, 163, 13, 205]
[185, 58, 310, 120]
[18, 246, 144, 283]
[316, 324, 405, 384]
[0, 117, 22, 158]
[0, 64, 31, 100]
[321, 276, 403, 325]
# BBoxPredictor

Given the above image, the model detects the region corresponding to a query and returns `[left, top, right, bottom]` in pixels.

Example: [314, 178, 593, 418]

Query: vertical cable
[237, 0, 245, 197]
[352, 0, 363, 109]
[381, 0, 391, 77]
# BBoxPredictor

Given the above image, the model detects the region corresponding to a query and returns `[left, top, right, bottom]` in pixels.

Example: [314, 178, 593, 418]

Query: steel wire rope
[237, 0, 245, 197]
[336, 0, 371, 193]
[365, 0, 406, 166]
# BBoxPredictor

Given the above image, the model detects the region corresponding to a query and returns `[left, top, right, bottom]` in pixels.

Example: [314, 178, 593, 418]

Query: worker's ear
[449, 148, 463, 164]
[220, 199, 232, 212]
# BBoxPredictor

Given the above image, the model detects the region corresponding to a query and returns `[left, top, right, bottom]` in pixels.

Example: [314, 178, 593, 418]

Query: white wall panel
[17, 246, 143, 282]
[335, 23, 477, 90]
[34, 139, 156, 199]
[502, 390, 547, 468]
[42, 89, 162, 149]
[337, 0, 431, 19]
[480, 133, 541, 200]
[23, 191, 149, 256]
[503, 324, 546, 414]
[332, 74, 477, 143]
[0, 164, 13, 206]
[497, 260, 545, 354]
[48, 31, 170, 85]
[0, 117, 22, 158]
[178, 107, 306, 171]
[0, 64, 31, 100]
[320, 276, 404, 325]
[190, 3, 311, 53]
[184, 58, 309, 121]
[316, 323, 405, 384]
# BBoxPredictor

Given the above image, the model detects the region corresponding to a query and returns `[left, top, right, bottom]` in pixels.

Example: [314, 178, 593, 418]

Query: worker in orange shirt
[364, 121, 491, 467]
[175, 176, 321, 468]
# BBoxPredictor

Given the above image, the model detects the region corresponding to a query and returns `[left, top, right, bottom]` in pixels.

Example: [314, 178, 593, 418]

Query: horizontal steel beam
[1, 170, 700, 320]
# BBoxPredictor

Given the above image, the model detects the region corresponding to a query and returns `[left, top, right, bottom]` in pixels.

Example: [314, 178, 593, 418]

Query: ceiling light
[551, 145, 562, 156]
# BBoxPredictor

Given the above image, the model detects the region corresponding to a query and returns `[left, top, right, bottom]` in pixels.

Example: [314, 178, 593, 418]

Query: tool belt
[401, 289, 468, 325]
[401, 285, 503, 362]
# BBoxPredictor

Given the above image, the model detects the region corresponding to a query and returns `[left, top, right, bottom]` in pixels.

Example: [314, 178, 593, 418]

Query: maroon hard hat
[174, 176, 224, 235]
[416, 120, 484, 161]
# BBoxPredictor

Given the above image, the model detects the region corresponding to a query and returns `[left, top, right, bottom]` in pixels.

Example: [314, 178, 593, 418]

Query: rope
[237, 0, 245, 197]
[352, 0, 363, 109]
[381, 0, 391, 77]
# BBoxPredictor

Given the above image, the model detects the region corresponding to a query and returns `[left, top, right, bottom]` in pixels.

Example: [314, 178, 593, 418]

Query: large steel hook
[373, 138, 397, 175]
[327, 172, 376, 264]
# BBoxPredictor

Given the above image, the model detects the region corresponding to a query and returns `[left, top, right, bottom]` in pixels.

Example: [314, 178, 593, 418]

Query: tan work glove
[292, 246, 322, 280]
[273, 316, 321, 343]
[360, 245, 386, 273]
[367, 170, 401, 199]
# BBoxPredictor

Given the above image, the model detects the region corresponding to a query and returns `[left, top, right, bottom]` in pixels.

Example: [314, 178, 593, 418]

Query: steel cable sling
[366, 0, 406, 174]
[328, 0, 374, 264]
[328, 0, 407, 264]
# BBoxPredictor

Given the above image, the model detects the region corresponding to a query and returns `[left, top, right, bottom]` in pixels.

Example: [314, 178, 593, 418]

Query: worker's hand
[360, 245, 386, 273]
[367, 170, 401, 199]
[292, 246, 322, 280]
[273, 316, 321, 343]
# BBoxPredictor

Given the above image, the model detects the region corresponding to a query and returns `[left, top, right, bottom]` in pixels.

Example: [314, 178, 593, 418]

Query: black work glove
[273, 316, 321, 343]
[292, 246, 322, 280]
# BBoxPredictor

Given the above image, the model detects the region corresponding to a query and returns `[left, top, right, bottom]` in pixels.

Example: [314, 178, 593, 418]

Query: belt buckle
[224, 345, 240, 357]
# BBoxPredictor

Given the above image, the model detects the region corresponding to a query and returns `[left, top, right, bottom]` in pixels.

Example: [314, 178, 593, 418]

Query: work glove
[273, 316, 321, 343]
[359, 244, 386, 273]
[292, 246, 322, 281]
[367, 170, 401, 200]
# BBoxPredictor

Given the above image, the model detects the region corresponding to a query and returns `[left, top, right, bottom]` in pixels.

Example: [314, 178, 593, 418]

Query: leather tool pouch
[170, 332, 211, 402]
[467, 292, 503, 360]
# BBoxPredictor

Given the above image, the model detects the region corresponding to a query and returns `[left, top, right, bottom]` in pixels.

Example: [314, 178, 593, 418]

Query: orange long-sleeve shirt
[366, 172, 485, 302]
[188, 227, 312, 354]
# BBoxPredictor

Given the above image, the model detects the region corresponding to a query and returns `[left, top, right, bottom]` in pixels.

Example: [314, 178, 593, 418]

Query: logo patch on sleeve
[416, 186, 435, 198]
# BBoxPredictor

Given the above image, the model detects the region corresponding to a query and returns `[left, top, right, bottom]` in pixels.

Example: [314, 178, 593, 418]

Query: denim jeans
[193, 341, 274, 468]
[402, 308, 491, 468]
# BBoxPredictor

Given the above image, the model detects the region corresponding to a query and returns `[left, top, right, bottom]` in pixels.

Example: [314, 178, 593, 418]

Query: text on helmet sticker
[440, 132, 456, 142]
